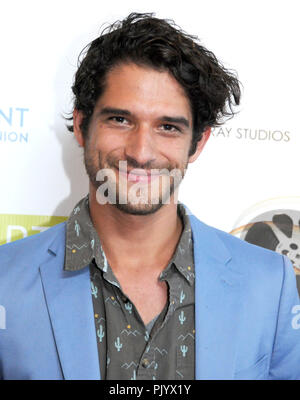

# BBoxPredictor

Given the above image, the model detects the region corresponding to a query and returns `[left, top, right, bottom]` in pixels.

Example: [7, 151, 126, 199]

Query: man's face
[74, 62, 208, 215]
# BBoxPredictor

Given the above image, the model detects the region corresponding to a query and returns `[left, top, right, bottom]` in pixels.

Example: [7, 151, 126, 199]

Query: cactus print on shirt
[64, 196, 195, 379]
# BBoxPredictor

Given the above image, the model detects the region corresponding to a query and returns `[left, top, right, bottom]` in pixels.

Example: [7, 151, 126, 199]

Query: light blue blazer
[0, 213, 300, 380]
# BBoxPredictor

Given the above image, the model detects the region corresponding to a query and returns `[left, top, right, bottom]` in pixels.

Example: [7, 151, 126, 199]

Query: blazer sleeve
[268, 256, 300, 380]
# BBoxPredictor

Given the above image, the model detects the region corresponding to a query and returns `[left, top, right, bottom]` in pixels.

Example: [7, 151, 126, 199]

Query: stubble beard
[84, 147, 187, 216]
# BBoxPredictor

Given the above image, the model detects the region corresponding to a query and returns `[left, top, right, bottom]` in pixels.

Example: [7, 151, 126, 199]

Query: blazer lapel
[189, 215, 246, 379]
[39, 230, 100, 380]
[38, 212, 244, 380]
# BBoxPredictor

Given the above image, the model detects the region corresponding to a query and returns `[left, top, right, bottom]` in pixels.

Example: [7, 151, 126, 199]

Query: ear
[73, 109, 85, 147]
[188, 127, 211, 163]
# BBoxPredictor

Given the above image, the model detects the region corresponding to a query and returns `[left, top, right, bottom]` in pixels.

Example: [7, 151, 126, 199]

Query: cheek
[84, 133, 103, 164]
[94, 128, 126, 155]
[161, 140, 191, 166]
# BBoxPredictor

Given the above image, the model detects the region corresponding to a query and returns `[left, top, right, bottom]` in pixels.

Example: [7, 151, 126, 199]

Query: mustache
[108, 155, 175, 171]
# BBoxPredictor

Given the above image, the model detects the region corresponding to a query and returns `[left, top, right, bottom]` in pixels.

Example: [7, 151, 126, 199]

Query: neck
[88, 184, 182, 272]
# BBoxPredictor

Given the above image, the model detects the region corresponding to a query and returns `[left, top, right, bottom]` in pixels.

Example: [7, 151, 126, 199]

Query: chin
[114, 202, 165, 216]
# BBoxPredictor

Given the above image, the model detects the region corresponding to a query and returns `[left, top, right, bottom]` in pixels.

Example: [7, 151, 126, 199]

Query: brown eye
[162, 124, 180, 132]
[110, 116, 127, 123]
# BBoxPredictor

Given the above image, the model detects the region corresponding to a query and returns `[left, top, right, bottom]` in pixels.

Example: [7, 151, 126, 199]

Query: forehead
[95, 62, 192, 120]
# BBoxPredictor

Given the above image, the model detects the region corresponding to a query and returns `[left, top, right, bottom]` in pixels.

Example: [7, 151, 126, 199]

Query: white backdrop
[1, 0, 300, 265]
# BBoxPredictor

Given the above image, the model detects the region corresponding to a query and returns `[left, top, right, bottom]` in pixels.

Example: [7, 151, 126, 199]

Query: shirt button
[142, 358, 149, 368]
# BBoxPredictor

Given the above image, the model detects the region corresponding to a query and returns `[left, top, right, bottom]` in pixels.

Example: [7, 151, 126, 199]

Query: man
[0, 13, 300, 380]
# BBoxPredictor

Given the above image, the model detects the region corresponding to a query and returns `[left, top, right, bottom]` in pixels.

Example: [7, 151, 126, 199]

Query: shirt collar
[64, 195, 106, 271]
[64, 197, 194, 285]
[159, 203, 195, 286]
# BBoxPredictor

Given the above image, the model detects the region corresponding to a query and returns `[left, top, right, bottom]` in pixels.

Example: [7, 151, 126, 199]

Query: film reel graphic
[242, 211, 300, 271]
[235, 209, 300, 296]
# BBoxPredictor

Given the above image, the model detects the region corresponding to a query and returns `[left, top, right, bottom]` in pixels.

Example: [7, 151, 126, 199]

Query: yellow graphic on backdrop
[0, 214, 67, 246]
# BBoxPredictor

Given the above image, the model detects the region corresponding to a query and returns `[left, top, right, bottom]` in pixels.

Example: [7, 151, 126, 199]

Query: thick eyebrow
[160, 116, 190, 128]
[97, 107, 190, 128]
[97, 107, 132, 117]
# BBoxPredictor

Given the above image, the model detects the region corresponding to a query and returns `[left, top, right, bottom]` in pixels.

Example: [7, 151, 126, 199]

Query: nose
[124, 124, 156, 167]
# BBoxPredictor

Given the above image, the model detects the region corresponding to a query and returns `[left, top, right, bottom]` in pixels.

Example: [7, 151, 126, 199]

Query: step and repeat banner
[1, 0, 300, 289]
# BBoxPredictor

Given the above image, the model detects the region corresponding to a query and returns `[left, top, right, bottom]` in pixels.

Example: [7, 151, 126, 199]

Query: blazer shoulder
[0, 222, 66, 267]
[189, 213, 286, 275]
[216, 225, 284, 265]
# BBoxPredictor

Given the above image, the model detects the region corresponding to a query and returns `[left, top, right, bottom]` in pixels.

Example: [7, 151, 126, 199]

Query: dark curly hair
[67, 12, 241, 155]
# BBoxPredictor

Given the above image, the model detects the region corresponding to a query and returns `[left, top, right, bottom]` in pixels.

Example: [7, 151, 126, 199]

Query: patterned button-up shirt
[64, 196, 195, 380]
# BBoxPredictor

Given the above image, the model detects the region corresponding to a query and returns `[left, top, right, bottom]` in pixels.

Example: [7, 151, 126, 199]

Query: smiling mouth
[117, 167, 161, 183]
